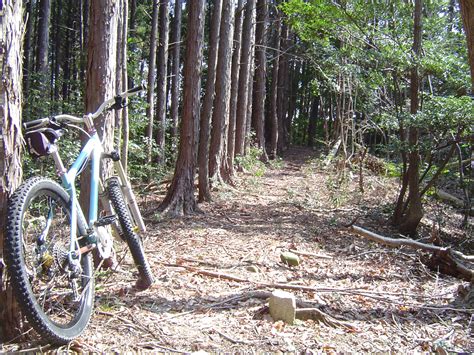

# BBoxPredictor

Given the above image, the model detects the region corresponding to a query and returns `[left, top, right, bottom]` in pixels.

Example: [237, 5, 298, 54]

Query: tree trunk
[145, 0, 159, 163]
[22, 0, 33, 105]
[269, 16, 281, 160]
[155, 0, 170, 165]
[34, 0, 50, 116]
[198, 0, 223, 202]
[119, 0, 130, 171]
[460, 0, 474, 91]
[170, 0, 182, 141]
[62, 1, 73, 102]
[35, 0, 50, 74]
[80, 0, 119, 217]
[129, 0, 137, 34]
[158, 0, 205, 216]
[235, 0, 256, 158]
[277, 23, 290, 154]
[208, 0, 235, 183]
[397, 0, 423, 236]
[0, 0, 24, 341]
[252, 0, 268, 162]
[225, 0, 244, 180]
[307, 97, 319, 147]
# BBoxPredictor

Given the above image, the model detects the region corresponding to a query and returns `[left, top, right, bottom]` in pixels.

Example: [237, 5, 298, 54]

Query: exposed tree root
[295, 308, 355, 330]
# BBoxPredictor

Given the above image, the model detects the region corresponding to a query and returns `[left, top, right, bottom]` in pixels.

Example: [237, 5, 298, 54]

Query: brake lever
[108, 96, 127, 111]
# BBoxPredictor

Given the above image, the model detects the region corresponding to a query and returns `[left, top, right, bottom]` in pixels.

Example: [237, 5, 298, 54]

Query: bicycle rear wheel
[5, 177, 94, 344]
[107, 177, 154, 289]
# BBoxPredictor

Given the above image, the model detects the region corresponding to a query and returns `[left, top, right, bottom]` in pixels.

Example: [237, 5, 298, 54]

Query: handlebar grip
[23, 117, 50, 130]
[126, 84, 146, 95]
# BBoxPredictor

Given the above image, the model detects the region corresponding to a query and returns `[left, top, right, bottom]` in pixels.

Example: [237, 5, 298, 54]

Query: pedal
[95, 215, 117, 227]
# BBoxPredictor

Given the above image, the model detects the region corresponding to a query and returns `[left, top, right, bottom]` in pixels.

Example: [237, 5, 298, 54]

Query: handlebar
[23, 85, 146, 131]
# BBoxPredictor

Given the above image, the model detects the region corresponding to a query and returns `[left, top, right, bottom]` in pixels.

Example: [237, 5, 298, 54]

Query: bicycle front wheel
[5, 177, 94, 344]
[107, 177, 154, 289]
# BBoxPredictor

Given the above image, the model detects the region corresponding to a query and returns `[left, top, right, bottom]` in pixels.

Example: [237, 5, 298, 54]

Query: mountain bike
[4, 85, 154, 344]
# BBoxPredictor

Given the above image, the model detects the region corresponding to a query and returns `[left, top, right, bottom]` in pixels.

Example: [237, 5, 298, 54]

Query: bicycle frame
[48, 116, 146, 258]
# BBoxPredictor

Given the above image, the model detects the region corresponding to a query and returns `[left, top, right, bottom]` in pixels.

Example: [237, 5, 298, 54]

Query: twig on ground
[136, 342, 188, 353]
[211, 328, 255, 345]
[170, 264, 465, 309]
[289, 249, 333, 259]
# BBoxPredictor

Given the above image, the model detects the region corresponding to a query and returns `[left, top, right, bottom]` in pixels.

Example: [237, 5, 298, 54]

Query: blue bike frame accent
[60, 133, 103, 252]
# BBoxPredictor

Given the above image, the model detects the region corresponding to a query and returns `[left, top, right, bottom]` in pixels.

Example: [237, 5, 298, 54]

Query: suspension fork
[113, 159, 147, 233]
[102, 150, 146, 233]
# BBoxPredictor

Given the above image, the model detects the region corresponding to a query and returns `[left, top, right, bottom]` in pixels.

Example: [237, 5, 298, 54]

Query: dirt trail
[5, 147, 473, 352]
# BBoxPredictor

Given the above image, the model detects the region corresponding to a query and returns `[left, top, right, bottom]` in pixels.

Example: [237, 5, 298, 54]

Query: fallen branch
[174, 264, 460, 300]
[349, 225, 474, 262]
[348, 225, 474, 282]
[436, 189, 464, 208]
[165, 264, 473, 313]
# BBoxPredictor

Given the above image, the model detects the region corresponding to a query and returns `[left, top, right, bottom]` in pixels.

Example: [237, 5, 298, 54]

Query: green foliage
[235, 146, 267, 178]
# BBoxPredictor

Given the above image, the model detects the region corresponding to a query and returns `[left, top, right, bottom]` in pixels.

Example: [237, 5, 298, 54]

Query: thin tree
[146, 0, 159, 163]
[277, 22, 290, 154]
[170, 0, 182, 140]
[252, 0, 269, 162]
[269, 14, 281, 159]
[393, 0, 423, 235]
[22, 0, 33, 105]
[156, 0, 170, 164]
[119, 0, 130, 170]
[158, 0, 205, 215]
[34, 0, 50, 116]
[235, 0, 256, 158]
[35, 0, 50, 74]
[460, 0, 474, 91]
[208, 0, 235, 182]
[198, 0, 223, 202]
[0, 0, 24, 340]
[225, 0, 244, 179]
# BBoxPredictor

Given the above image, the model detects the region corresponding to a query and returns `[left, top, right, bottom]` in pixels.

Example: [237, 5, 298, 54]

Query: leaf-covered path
[5, 147, 473, 352]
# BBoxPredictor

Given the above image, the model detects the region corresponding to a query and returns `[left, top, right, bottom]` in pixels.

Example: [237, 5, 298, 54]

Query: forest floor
[3, 146, 473, 353]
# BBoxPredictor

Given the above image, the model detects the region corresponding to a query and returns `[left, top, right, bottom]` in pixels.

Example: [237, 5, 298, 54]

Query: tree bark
[145, 0, 159, 163]
[269, 16, 281, 160]
[119, 0, 130, 171]
[235, 0, 256, 158]
[225, 0, 244, 180]
[158, 0, 205, 216]
[155, 0, 170, 165]
[35, 0, 50, 74]
[80, 0, 119, 217]
[252, 0, 269, 162]
[277, 22, 290, 154]
[0, 0, 24, 341]
[208, 0, 235, 182]
[397, 0, 423, 236]
[170, 0, 182, 141]
[22, 0, 33, 104]
[198, 0, 223, 202]
[460, 0, 474, 91]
